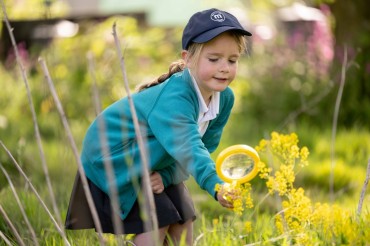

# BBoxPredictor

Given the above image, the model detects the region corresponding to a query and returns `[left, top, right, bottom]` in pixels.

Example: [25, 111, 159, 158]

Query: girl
[65, 8, 252, 246]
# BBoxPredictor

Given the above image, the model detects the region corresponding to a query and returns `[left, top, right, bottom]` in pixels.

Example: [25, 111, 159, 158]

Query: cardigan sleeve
[202, 88, 234, 153]
[146, 80, 223, 197]
[156, 162, 189, 188]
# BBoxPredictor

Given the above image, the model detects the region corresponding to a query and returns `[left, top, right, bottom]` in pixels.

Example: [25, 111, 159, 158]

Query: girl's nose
[219, 61, 230, 73]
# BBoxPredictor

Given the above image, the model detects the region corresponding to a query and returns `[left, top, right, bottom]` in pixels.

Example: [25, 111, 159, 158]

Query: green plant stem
[248, 192, 270, 219]
[244, 232, 293, 246]
[330, 45, 348, 202]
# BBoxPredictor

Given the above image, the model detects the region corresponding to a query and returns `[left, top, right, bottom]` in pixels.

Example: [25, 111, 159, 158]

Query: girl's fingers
[150, 172, 164, 193]
[217, 186, 237, 208]
[152, 184, 164, 194]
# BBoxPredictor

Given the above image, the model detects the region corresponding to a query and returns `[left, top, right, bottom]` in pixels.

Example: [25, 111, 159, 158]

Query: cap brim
[192, 26, 252, 44]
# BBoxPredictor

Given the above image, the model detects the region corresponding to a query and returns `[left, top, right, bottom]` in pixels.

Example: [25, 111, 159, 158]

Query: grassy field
[0, 8, 369, 245]
[1, 128, 369, 245]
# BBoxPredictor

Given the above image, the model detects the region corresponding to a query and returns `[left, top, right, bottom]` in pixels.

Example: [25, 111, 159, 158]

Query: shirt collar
[189, 72, 220, 122]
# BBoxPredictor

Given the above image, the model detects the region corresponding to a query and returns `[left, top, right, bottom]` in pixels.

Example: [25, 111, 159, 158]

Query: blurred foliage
[1, 0, 369, 196]
[0, 15, 183, 189]
[0, 0, 368, 147]
[2, 0, 69, 19]
[326, 0, 370, 128]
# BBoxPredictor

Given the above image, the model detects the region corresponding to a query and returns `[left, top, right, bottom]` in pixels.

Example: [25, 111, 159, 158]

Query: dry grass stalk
[87, 52, 102, 115]
[0, 163, 39, 246]
[0, 141, 71, 246]
[330, 45, 348, 202]
[38, 58, 106, 245]
[277, 85, 332, 130]
[243, 233, 293, 246]
[87, 52, 125, 240]
[0, 230, 13, 246]
[0, 0, 62, 228]
[0, 205, 26, 246]
[357, 159, 370, 217]
[112, 22, 159, 243]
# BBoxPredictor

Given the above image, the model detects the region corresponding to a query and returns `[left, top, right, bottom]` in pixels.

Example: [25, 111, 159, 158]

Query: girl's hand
[216, 184, 238, 209]
[150, 171, 164, 194]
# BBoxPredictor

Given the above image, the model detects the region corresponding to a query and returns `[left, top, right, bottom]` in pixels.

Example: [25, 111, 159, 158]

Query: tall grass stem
[38, 58, 106, 245]
[278, 86, 332, 130]
[330, 45, 348, 202]
[244, 233, 293, 245]
[87, 52, 125, 241]
[87, 52, 102, 115]
[112, 22, 159, 244]
[0, 205, 25, 246]
[0, 0, 62, 228]
[357, 159, 370, 217]
[0, 163, 39, 246]
[0, 230, 13, 246]
[0, 141, 71, 246]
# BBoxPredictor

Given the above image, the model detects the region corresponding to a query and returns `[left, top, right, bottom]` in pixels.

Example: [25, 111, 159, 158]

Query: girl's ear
[181, 50, 189, 61]
[182, 50, 193, 68]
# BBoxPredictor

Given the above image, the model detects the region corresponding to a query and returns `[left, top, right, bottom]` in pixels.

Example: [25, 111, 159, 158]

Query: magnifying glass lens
[216, 144, 260, 183]
[221, 153, 255, 179]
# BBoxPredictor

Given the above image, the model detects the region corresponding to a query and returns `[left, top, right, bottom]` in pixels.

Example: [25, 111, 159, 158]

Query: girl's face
[183, 32, 241, 103]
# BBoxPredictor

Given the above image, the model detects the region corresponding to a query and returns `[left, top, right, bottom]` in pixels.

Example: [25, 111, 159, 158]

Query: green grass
[1, 128, 369, 245]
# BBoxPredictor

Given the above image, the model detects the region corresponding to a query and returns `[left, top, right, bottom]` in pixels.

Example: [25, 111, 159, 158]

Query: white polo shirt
[190, 72, 220, 136]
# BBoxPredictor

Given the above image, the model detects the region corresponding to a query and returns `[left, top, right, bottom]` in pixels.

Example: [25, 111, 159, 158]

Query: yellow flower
[213, 218, 219, 226]
[258, 161, 272, 179]
[299, 147, 310, 167]
[256, 132, 309, 196]
[215, 182, 254, 215]
[254, 132, 369, 244]
[255, 139, 267, 152]
[244, 221, 252, 233]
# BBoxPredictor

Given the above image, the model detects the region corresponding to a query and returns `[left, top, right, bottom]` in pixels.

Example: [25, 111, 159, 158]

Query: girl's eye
[229, 60, 237, 64]
[208, 58, 218, 62]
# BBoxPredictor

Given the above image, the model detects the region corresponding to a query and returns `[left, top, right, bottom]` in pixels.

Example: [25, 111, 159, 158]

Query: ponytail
[137, 60, 185, 92]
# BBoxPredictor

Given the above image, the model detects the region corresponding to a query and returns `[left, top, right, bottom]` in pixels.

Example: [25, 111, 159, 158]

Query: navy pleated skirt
[65, 174, 196, 234]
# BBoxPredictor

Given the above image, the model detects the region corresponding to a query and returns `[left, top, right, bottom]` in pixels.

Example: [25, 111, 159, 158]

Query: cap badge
[210, 11, 226, 22]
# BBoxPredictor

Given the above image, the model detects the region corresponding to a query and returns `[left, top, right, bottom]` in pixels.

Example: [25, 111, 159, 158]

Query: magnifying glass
[216, 144, 260, 184]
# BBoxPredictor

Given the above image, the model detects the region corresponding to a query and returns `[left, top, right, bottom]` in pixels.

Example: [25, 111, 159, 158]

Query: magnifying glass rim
[216, 144, 260, 183]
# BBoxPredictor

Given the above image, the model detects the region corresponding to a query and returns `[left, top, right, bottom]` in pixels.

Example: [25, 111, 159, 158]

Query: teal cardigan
[81, 68, 234, 219]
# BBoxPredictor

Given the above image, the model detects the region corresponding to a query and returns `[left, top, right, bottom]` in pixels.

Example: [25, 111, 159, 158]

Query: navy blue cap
[182, 8, 252, 50]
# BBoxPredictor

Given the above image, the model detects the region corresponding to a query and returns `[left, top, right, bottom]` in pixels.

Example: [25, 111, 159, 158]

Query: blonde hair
[137, 31, 247, 92]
